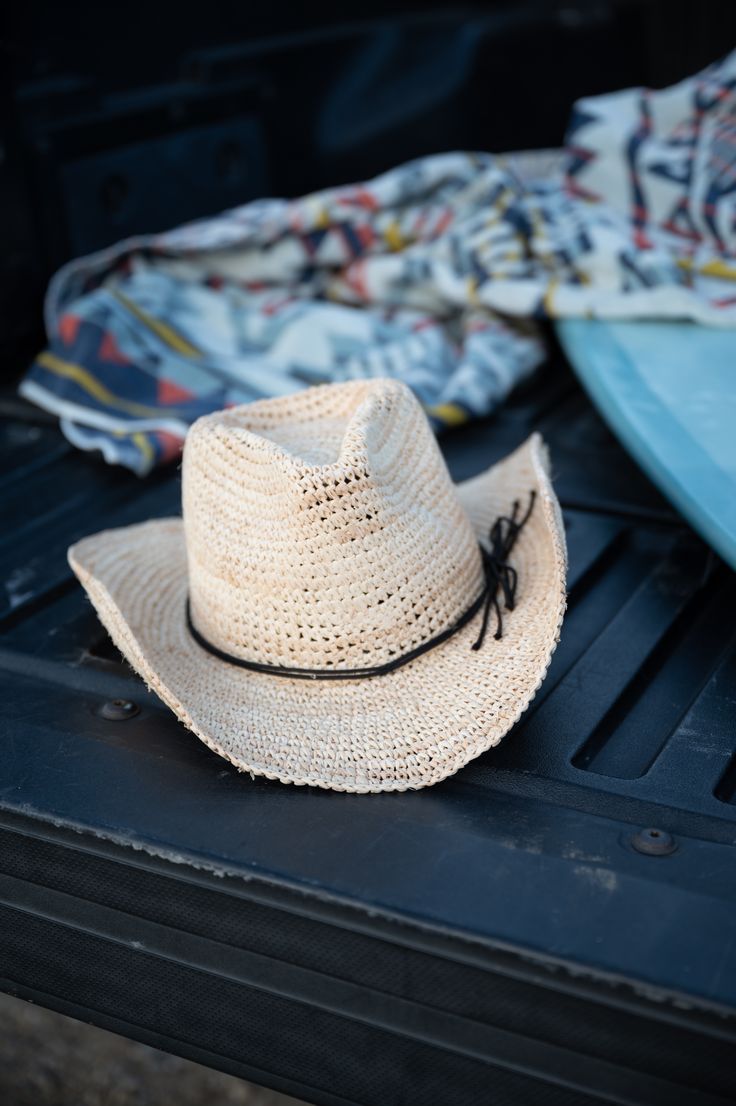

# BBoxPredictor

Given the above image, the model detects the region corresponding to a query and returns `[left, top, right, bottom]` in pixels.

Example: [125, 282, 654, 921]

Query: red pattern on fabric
[434, 210, 454, 235]
[565, 180, 601, 202]
[356, 223, 375, 249]
[155, 430, 184, 462]
[262, 295, 293, 316]
[58, 314, 81, 345]
[337, 188, 379, 211]
[158, 378, 194, 405]
[99, 331, 130, 364]
[343, 259, 370, 300]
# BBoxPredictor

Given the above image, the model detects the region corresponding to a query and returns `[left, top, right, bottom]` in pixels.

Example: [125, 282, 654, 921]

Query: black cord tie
[471, 489, 536, 652]
[186, 489, 536, 679]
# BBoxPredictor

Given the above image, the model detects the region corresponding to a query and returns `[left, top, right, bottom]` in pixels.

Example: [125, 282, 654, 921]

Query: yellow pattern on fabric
[677, 257, 736, 281]
[384, 220, 405, 251]
[113, 291, 202, 356]
[132, 432, 155, 466]
[543, 279, 558, 315]
[427, 402, 468, 427]
[37, 352, 174, 418]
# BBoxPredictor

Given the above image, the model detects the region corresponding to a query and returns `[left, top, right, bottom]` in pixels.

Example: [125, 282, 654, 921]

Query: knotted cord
[472, 490, 536, 651]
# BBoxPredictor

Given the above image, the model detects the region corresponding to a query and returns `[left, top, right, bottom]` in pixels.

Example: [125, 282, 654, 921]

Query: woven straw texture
[69, 379, 567, 792]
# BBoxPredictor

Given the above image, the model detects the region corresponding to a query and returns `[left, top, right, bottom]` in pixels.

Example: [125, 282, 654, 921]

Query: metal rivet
[630, 827, 676, 856]
[99, 699, 140, 721]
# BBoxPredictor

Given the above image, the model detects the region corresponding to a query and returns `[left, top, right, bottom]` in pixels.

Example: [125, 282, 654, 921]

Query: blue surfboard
[557, 319, 736, 570]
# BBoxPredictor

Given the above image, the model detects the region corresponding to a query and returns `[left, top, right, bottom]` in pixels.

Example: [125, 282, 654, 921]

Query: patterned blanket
[20, 50, 736, 474]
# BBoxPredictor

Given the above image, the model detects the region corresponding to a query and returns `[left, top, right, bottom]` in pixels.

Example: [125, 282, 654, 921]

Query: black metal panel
[0, 821, 733, 1106]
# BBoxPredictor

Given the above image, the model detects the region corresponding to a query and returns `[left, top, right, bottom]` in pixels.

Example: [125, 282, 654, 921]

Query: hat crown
[183, 379, 483, 671]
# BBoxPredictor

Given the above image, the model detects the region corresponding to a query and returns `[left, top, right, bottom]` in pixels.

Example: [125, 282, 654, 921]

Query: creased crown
[183, 379, 484, 671]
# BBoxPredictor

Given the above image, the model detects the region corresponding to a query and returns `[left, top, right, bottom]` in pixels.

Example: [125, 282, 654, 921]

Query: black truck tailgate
[1, 359, 735, 1106]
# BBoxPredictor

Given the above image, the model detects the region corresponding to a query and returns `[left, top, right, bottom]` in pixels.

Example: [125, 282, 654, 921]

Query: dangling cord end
[471, 592, 502, 651]
[471, 489, 536, 652]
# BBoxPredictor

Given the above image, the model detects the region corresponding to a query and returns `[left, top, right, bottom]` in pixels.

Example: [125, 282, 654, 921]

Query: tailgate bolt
[99, 698, 140, 721]
[631, 827, 676, 856]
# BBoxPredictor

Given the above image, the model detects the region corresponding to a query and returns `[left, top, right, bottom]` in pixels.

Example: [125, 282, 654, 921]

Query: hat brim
[69, 434, 566, 792]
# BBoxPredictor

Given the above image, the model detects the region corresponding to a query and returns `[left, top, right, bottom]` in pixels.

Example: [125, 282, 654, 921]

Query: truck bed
[1, 355, 735, 1106]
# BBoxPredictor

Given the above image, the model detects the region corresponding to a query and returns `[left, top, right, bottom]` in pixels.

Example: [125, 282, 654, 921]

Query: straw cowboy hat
[69, 379, 567, 792]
